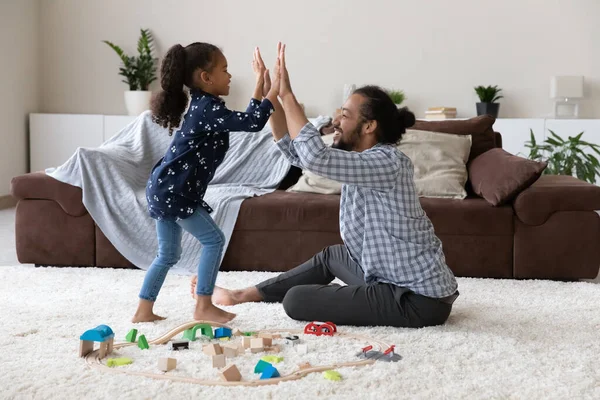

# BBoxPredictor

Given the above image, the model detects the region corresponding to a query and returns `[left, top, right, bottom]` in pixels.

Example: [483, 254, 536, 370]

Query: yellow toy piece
[106, 357, 133, 367]
[261, 355, 284, 364]
[323, 370, 342, 381]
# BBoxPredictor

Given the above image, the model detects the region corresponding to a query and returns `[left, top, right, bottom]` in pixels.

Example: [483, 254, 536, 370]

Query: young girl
[133, 42, 278, 323]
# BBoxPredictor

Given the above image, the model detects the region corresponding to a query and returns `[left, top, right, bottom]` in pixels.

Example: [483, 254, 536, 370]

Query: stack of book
[424, 107, 457, 120]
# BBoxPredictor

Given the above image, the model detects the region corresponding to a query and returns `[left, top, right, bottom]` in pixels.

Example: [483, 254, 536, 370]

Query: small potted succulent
[387, 89, 406, 108]
[103, 29, 157, 116]
[474, 85, 503, 118]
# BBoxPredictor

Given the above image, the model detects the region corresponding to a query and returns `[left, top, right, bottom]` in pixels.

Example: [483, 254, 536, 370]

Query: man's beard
[331, 123, 363, 151]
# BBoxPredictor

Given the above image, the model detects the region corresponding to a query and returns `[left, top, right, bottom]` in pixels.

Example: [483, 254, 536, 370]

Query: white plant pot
[124, 91, 152, 116]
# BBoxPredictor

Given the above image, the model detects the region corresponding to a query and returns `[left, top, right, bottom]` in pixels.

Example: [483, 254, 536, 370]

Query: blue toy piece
[80, 325, 115, 342]
[260, 365, 280, 379]
[214, 327, 232, 339]
[254, 360, 271, 374]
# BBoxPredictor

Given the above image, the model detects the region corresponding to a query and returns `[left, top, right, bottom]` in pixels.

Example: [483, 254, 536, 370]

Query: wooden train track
[85, 320, 391, 386]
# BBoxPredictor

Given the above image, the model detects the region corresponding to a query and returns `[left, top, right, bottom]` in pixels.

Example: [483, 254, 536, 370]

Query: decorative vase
[124, 91, 152, 116]
[476, 102, 500, 118]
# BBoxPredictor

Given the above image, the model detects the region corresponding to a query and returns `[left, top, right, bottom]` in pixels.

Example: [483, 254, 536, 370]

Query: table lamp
[551, 75, 584, 118]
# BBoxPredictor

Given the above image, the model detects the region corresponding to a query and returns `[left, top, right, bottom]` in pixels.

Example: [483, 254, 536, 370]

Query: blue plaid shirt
[277, 122, 458, 298]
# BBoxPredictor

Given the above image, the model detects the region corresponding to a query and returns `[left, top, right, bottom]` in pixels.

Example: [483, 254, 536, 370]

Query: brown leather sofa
[10, 116, 600, 280]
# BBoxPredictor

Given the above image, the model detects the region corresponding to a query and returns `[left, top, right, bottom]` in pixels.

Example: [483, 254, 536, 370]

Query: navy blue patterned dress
[146, 90, 274, 221]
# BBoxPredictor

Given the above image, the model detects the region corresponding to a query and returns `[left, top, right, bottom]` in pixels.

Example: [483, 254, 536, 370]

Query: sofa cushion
[411, 115, 497, 162]
[420, 197, 514, 236]
[399, 130, 472, 199]
[234, 190, 340, 232]
[469, 148, 547, 206]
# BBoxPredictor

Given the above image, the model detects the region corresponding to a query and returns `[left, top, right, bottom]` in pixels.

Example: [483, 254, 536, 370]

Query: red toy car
[304, 321, 337, 336]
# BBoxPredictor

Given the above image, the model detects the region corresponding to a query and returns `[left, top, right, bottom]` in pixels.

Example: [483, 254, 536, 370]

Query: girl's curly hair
[151, 42, 220, 135]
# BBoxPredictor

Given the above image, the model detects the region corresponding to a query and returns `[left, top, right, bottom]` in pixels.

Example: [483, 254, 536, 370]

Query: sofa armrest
[10, 172, 87, 217]
[513, 175, 600, 225]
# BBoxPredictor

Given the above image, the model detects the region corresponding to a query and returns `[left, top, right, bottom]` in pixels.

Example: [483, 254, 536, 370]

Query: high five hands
[253, 43, 293, 100]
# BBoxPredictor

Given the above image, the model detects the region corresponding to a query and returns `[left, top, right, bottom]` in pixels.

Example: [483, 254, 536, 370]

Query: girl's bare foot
[193, 295, 235, 323]
[132, 312, 166, 323]
[132, 299, 166, 323]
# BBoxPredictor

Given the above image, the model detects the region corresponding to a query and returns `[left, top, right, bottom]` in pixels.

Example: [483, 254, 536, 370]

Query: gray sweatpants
[256, 245, 458, 328]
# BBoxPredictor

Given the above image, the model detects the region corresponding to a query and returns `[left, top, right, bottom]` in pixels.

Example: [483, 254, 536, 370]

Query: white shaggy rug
[1, 265, 599, 400]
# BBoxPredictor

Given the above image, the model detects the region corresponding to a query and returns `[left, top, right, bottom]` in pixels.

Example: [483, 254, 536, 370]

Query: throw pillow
[468, 148, 548, 206]
[286, 133, 343, 194]
[411, 115, 496, 162]
[398, 129, 472, 199]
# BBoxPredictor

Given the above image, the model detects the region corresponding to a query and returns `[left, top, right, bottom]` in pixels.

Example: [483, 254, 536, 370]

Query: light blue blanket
[47, 110, 330, 274]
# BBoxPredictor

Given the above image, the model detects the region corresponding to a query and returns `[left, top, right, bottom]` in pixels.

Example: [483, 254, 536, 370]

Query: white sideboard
[29, 113, 600, 173]
[492, 118, 600, 159]
[29, 114, 137, 172]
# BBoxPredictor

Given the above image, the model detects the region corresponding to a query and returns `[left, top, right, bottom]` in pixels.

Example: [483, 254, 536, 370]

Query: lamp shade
[550, 76, 584, 99]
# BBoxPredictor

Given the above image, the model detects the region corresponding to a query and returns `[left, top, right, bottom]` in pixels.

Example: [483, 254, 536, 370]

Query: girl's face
[204, 51, 232, 96]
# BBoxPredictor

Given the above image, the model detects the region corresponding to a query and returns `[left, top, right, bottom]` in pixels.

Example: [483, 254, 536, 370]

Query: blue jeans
[139, 207, 225, 301]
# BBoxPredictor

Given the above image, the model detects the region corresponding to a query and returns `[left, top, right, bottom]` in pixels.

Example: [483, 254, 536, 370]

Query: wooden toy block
[232, 328, 243, 336]
[222, 344, 238, 358]
[107, 357, 133, 367]
[237, 344, 246, 355]
[125, 329, 138, 343]
[250, 338, 265, 353]
[168, 339, 189, 351]
[298, 362, 312, 370]
[296, 344, 308, 354]
[158, 357, 177, 372]
[265, 345, 281, 353]
[137, 335, 149, 350]
[99, 339, 114, 358]
[219, 364, 242, 382]
[258, 333, 273, 339]
[79, 340, 94, 358]
[263, 338, 273, 347]
[272, 334, 282, 339]
[202, 343, 223, 356]
[212, 354, 226, 368]
[242, 337, 252, 349]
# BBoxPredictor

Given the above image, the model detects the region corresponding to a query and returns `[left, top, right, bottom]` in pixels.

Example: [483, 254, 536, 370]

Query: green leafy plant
[387, 90, 405, 105]
[474, 85, 503, 103]
[103, 29, 157, 91]
[525, 129, 600, 183]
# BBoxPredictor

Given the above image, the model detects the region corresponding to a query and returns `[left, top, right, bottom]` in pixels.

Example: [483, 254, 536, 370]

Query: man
[196, 44, 459, 327]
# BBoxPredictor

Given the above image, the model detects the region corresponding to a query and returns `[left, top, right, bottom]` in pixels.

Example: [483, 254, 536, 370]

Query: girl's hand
[252, 47, 267, 87]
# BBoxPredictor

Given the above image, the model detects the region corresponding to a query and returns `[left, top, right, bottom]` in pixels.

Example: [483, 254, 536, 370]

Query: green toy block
[107, 357, 133, 367]
[243, 332, 255, 336]
[254, 359, 272, 374]
[182, 323, 213, 341]
[138, 334, 149, 350]
[323, 370, 342, 381]
[125, 329, 138, 343]
[261, 355, 284, 364]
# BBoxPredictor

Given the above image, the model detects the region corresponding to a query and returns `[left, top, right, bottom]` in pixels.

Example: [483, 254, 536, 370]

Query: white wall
[0, 0, 39, 196]
[39, 0, 600, 120]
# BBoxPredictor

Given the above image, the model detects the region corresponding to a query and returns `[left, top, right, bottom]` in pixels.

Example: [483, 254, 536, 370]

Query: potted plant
[474, 85, 503, 118]
[103, 29, 157, 116]
[525, 129, 600, 184]
[387, 89, 405, 107]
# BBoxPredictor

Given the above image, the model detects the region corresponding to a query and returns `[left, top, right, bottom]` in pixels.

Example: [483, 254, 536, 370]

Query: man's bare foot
[193, 303, 236, 324]
[211, 286, 262, 306]
[132, 312, 166, 323]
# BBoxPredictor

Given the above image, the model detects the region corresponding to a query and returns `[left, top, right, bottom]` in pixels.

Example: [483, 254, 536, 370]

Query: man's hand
[277, 43, 293, 99]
